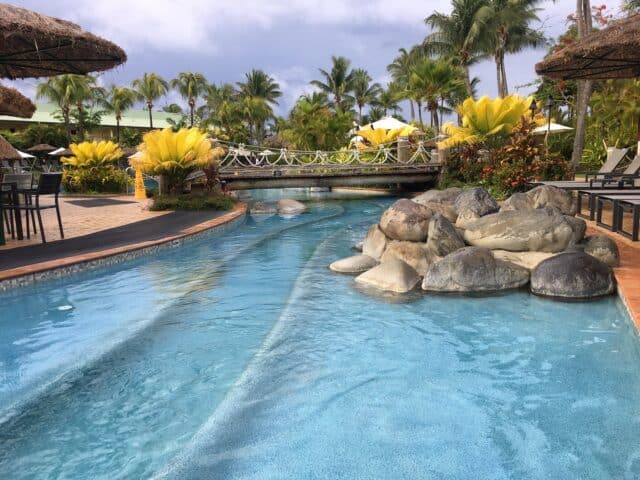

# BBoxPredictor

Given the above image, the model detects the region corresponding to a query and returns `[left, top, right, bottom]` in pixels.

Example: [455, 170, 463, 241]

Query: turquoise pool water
[0, 191, 639, 479]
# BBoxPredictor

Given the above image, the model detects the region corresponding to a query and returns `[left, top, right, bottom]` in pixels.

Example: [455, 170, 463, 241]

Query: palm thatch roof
[26, 143, 56, 152]
[0, 3, 127, 79]
[536, 14, 640, 80]
[0, 84, 35, 117]
[0, 134, 21, 161]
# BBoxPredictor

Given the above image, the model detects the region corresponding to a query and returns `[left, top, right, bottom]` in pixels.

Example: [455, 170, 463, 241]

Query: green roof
[0, 102, 181, 129]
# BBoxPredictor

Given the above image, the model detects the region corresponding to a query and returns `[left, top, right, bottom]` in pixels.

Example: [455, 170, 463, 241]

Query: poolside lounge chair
[577, 187, 640, 219]
[530, 146, 633, 190]
[615, 198, 640, 241]
[595, 193, 640, 233]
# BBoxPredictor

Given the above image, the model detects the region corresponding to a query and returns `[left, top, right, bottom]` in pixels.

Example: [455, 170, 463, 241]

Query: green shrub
[62, 167, 130, 194]
[149, 193, 236, 211]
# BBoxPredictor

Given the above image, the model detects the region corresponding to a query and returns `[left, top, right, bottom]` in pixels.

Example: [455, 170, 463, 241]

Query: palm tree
[100, 85, 137, 143]
[311, 56, 355, 111]
[351, 69, 382, 123]
[170, 72, 209, 127]
[424, 0, 488, 98]
[474, 0, 546, 97]
[132, 73, 169, 129]
[387, 47, 425, 121]
[236, 70, 282, 106]
[36, 74, 96, 142]
[373, 84, 402, 117]
[408, 58, 465, 132]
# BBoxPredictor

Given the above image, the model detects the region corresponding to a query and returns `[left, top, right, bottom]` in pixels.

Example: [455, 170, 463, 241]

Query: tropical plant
[351, 69, 382, 123]
[439, 95, 537, 148]
[132, 73, 169, 129]
[132, 128, 215, 194]
[311, 56, 355, 111]
[355, 126, 416, 149]
[388, 47, 424, 121]
[624, 0, 640, 13]
[424, 0, 488, 98]
[236, 70, 281, 142]
[373, 84, 402, 117]
[61, 141, 127, 193]
[474, 0, 547, 97]
[171, 72, 209, 127]
[100, 85, 137, 143]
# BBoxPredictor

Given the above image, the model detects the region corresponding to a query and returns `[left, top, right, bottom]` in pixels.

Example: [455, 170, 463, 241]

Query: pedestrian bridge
[212, 140, 442, 190]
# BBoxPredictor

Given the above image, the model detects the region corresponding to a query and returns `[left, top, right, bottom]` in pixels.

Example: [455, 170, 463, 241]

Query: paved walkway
[0, 195, 225, 271]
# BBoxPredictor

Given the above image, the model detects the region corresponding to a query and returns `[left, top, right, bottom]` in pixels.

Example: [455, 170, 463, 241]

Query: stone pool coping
[0, 203, 247, 291]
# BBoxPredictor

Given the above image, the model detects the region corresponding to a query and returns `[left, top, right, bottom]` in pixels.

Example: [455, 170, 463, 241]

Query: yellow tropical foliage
[438, 95, 544, 148]
[132, 128, 216, 175]
[355, 125, 417, 150]
[62, 141, 123, 168]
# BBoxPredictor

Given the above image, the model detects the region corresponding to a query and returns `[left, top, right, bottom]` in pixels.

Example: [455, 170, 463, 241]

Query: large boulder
[381, 241, 436, 276]
[413, 187, 462, 205]
[500, 192, 533, 212]
[355, 258, 421, 293]
[565, 215, 587, 245]
[454, 187, 499, 217]
[362, 224, 388, 260]
[463, 208, 576, 253]
[492, 250, 559, 271]
[379, 199, 433, 242]
[422, 247, 530, 293]
[584, 235, 620, 267]
[250, 201, 278, 214]
[413, 201, 457, 223]
[278, 199, 306, 215]
[531, 251, 616, 299]
[528, 185, 576, 216]
[329, 254, 378, 274]
[426, 213, 465, 257]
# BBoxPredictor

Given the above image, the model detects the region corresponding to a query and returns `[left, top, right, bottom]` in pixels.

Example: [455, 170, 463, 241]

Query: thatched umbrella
[26, 143, 56, 153]
[0, 134, 20, 162]
[49, 147, 72, 157]
[535, 14, 640, 80]
[0, 3, 127, 79]
[0, 84, 35, 117]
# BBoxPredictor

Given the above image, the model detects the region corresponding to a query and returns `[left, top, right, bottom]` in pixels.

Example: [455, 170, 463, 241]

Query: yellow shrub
[62, 141, 123, 168]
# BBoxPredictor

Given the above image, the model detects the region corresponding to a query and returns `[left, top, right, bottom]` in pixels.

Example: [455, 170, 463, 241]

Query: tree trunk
[189, 97, 195, 127]
[62, 106, 71, 143]
[500, 55, 509, 96]
[416, 99, 424, 131]
[463, 64, 474, 99]
[571, 0, 593, 170]
[116, 116, 120, 144]
[359, 105, 363, 123]
[495, 54, 503, 98]
[147, 102, 154, 130]
[409, 99, 415, 122]
[76, 102, 84, 140]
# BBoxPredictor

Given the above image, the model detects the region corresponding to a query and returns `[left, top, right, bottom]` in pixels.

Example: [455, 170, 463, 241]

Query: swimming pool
[0, 191, 639, 479]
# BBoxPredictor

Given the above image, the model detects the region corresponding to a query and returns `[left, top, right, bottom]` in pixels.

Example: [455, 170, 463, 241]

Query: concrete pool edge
[0, 203, 248, 291]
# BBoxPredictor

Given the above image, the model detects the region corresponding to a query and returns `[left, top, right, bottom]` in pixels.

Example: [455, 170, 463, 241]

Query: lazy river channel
[0, 190, 639, 480]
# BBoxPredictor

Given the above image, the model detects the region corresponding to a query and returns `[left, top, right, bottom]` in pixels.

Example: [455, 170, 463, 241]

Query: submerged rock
[531, 251, 616, 299]
[381, 241, 436, 276]
[583, 235, 620, 267]
[362, 224, 388, 260]
[355, 258, 421, 293]
[379, 199, 433, 242]
[250, 201, 278, 214]
[454, 187, 499, 229]
[277, 199, 306, 215]
[422, 247, 529, 293]
[329, 254, 378, 274]
[463, 208, 575, 253]
[426, 214, 465, 257]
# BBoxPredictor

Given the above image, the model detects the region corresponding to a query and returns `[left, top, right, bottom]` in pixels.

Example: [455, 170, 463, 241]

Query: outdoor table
[0, 181, 24, 242]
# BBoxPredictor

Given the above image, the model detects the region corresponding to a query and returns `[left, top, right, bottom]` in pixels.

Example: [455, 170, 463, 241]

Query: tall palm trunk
[147, 101, 154, 129]
[189, 97, 196, 127]
[76, 101, 84, 140]
[116, 114, 121, 144]
[409, 99, 415, 122]
[571, 0, 593, 170]
[463, 64, 474, 99]
[358, 105, 363, 123]
[62, 106, 72, 143]
[495, 29, 508, 98]
[416, 99, 424, 131]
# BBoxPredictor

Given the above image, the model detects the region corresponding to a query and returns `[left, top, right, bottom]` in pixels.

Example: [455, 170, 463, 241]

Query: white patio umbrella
[16, 149, 35, 159]
[361, 116, 410, 131]
[533, 122, 573, 135]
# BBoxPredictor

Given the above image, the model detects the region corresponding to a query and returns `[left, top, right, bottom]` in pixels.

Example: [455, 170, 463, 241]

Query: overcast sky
[8, 0, 628, 116]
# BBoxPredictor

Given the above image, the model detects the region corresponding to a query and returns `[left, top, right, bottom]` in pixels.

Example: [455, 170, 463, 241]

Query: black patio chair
[11, 173, 64, 243]
[1, 173, 35, 236]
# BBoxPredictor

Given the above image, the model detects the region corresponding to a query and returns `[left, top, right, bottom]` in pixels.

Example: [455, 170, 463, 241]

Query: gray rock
[463, 208, 576, 253]
[455, 209, 481, 229]
[584, 235, 620, 267]
[362, 224, 388, 260]
[250, 201, 278, 214]
[531, 251, 616, 299]
[500, 193, 533, 212]
[381, 241, 436, 276]
[492, 250, 559, 271]
[564, 215, 587, 245]
[422, 247, 530, 292]
[352, 241, 364, 252]
[415, 201, 458, 223]
[413, 187, 462, 205]
[426, 214, 465, 257]
[355, 258, 421, 293]
[454, 187, 499, 217]
[528, 185, 576, 216]
[379, 199, 433, 242]
[277, 199, 306, 215]
[330, 254, 378, 274]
